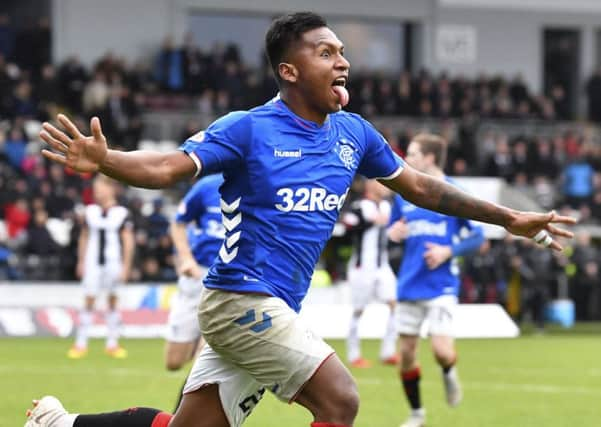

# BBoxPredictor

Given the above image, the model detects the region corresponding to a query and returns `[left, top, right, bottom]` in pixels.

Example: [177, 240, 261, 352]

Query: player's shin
[400, 366, 422, 410]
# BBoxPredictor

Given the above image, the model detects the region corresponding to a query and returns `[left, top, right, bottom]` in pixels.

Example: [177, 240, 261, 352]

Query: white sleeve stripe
[376, 165, 404, 181]
[188, 152, 202, 177]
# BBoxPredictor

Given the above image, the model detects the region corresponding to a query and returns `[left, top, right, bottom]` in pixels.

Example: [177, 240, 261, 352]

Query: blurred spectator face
[8, 128, 24, 142]
[41, 64, 56, 79]
[14, 81, 33, 100]
[143, 257, 160, 277]
[405, 141, 432, 172]
[453, 158, 468, 175]
[576, 231, 591, 246]
[49, 164, 64, 182]
[31, 197, 45, 212]
[478, 240, 491, 254]
[33, 209, 48, 226]
[15, 178, 28, 194]
[92, 176, 116, 205]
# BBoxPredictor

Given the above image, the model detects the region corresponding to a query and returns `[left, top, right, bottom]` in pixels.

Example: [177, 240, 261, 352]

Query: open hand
[179, 258, 202, 279]
[423, 242, 452, 270]
[40, 114, 108, 173]
[388, 219, 408, 243]
[505, 210, 576, 251]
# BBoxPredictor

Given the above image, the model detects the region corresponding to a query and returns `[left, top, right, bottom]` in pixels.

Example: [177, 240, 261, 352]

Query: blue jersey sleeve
[357, 120, 404, 179]
[451, 219, 485, 256]
[178, 111, 251, 176]
[389, 194, 405, 224]
[175, 182, 207, 224]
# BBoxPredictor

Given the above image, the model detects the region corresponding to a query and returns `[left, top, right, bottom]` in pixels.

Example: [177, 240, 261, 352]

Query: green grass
[3, 328, 601, 426]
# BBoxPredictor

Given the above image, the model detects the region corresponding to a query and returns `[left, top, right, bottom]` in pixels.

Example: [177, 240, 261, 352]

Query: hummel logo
[274, 148, 302, 158]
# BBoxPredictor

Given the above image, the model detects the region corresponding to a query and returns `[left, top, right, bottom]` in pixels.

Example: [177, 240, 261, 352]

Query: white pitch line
[0, 365, 181, 378]
[3, 365, 599, 397]
[355, 377, 601, 396]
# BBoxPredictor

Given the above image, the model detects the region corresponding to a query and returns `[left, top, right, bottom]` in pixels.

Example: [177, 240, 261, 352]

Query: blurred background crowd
[1, 10, 600, 323]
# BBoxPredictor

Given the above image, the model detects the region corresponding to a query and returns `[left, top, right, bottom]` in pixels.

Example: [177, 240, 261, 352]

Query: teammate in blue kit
[31, 11, 574, 427]
[166, 174, 224, 410]
[388, 133, 484, 427]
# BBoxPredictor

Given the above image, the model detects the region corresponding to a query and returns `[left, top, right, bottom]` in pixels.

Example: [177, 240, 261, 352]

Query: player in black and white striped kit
[343, 179, 399, 368]
[68, 175, 134, 359]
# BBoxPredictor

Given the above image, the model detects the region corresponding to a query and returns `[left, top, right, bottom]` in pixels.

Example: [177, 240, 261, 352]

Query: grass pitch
[3, 327, 601, 426]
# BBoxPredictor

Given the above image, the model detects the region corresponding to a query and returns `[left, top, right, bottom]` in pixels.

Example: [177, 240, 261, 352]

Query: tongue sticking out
[332, 85, 349, 107]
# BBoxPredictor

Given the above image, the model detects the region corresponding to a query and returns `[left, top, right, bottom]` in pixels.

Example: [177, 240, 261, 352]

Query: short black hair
[265, 12, 328, 84]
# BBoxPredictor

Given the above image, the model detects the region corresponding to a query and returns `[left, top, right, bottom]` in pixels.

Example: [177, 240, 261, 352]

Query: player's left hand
[423, 242, 452, 270]
[505, 210, 576, 251]
[120, 267, 131, 283]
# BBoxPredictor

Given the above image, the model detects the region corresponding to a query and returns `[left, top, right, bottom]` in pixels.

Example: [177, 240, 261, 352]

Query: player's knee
[166, 363, 182, 371]
[325, 377, 360, 421]
[165, 357, 184, 371]
[433, 348, 455, 366]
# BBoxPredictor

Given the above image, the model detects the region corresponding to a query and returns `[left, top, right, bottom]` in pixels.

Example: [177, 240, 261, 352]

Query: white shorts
[348, 264, 397, 310]
[184, 288, 334, 427]
[396, 295, 457, 337]
[82, 263, 122, 297]
[166, 272, 206, 343]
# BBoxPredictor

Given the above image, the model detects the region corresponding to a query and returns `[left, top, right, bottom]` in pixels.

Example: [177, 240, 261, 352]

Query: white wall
[429, 6, 601, 93]
[52, 0, 601, 94]
[52, 0, 431, 66]
[52, 0, 173, 66]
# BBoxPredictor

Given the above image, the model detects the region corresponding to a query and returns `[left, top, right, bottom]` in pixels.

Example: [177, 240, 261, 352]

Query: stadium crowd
[0, 13, 600, 321]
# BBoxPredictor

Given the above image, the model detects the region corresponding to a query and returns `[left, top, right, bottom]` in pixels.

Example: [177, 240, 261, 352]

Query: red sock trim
[151, 412, 173, 427]
[401, 366, 421, 381]
[310, 423, 351, 427]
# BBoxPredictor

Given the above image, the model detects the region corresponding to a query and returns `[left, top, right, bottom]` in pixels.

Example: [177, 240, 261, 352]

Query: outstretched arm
[40, 114, 197, 188]
[170, 221, 202, 279]
[381, 165, 576, 251]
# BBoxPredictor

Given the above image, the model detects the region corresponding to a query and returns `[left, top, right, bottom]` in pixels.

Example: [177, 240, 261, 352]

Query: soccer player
[343, 179, 399, 368]
[166, 173, 224, 409]
[68, 175, 134, 359]
[30, 12, 574, 427]
[388, 133, 485, 427]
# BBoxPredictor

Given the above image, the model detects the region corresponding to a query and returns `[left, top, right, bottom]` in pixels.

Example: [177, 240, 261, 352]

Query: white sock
[61, 414, 79, 427]
[105, 310, 121, 349]
[75, 310, 92, 348]
[411, 408, 426, 418]
[347, 312, 362, 362]
[379, 309, 397, 359]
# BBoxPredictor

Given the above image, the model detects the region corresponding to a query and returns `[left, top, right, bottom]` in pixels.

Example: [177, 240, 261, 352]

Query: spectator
[155, 36, 184, 92]
[147, 198, 170, 239]
[569, 231, 600, 320]
[58, 55, 87, 111]
[0, 14, 15, 60]
[25, 208, 61, 256]
[4, 197, 30, 245]
[561, 155, 594, 209]
[585, 67, 601, 123]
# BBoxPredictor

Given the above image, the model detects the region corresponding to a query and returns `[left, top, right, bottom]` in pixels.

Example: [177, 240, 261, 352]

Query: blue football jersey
[179, 98, 404, 312]
[175, 174, 225, 267]
[390, 177, 484, 301]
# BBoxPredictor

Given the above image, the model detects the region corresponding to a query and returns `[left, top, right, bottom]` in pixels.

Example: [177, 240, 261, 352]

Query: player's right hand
[40, 114, 108, 173]
[387, 219, 408, 243]
[179, 258, 202, 279]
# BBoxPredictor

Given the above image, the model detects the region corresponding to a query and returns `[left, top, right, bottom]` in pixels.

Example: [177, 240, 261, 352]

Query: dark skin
[38, 25, 575, 426]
